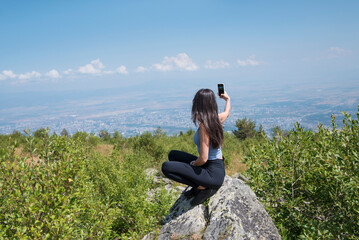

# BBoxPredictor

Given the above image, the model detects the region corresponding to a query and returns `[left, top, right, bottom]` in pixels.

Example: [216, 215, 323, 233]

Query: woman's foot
[183, 185, 207, 198]
[190, 188, 218, 206]
[183, 187, 199, 198]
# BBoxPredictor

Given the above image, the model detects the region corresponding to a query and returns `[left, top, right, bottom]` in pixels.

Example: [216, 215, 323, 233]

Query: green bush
[2, 130, 26, 148]
[86, 149, 175, 239]
[233, 118, 260, 140]
[99, 129, 111, 142]
[128, 132, 166, 161]
[60, 128, 69, 137]
[221, 132, 263, 166]
[0, 135, 116, 239]
[0, 130, 176, 239]
[1, 107, 358, 239]
[72, 131, 100, 146]
[244, 110, 359, 239]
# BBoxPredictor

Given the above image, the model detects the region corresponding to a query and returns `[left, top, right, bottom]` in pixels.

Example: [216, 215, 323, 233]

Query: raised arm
[218, 91, 231, 124]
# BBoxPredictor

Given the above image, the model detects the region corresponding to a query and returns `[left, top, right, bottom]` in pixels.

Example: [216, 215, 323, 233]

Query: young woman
[161, 88, 231, 206]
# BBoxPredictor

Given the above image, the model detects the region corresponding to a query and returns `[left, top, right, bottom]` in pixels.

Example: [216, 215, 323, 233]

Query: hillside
[0, 108, 358, 239]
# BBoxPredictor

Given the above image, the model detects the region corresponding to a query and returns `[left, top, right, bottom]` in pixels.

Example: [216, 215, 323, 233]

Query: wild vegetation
[245, 110, 359, 239]
[0, 107, 358, 239]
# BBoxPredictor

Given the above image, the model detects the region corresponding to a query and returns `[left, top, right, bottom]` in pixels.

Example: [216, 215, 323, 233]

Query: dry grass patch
[94, 144, 114, 156]
[225, 153, 248, 177]
[13, 146, 42, 166]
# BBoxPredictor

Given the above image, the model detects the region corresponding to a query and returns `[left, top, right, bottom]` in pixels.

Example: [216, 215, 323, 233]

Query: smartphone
[218, 83, 224, 96]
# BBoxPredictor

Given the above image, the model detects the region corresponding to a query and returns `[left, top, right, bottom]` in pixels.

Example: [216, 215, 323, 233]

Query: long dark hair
[191, 88, 224, 148]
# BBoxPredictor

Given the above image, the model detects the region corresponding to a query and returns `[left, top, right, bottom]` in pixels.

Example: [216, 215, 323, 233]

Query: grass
[94, 143, 114, 156]
[225, 154, 247, 177]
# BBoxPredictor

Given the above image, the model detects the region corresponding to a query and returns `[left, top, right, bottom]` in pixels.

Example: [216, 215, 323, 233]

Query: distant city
[0, 94, 357, 137]
[1, 79, 358, 137]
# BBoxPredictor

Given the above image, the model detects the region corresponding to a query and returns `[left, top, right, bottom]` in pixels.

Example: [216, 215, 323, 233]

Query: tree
[60, 128, 69, 137]
[99, 129, 110, 141]
[258, 124, 266, 137]
[34, 127, 49, 139]
[186, 129, 195, 136]
[12, 130, 22, 138]
[232, 118, 258, 140]
[11, 130, 24, 144]
[72, 131, 89, 142]
[154, 127, 166, 137]
[113, 130, 121, 140]
[271, 125, 290, 140]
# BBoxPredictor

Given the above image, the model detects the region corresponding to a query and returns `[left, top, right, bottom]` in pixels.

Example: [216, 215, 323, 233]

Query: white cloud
[135, 66, 147, 72]
[328, 47, 352, 59]
[237, 55, 260, 67]
[78, 58, 105, 74]
[116, 65, 128, 74]
[79, 64, 99, 74]
[153, 57, 174, 71]
[153, 53, 198, 71]
[18, 71, 41, 80]
[45, 69, 61, 79]
[2, 70, 17, 79]
[329, 47, 352, 55]
[205, 60, 230, 69]
[91, 59, 105, 69]
[63, 68, 73, 75]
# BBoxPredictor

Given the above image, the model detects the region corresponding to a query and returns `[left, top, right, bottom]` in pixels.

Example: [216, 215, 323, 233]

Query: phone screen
[218, 84, 224, 95]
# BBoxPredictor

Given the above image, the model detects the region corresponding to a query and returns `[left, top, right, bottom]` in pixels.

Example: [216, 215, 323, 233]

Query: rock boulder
[156, 175, 281, 240]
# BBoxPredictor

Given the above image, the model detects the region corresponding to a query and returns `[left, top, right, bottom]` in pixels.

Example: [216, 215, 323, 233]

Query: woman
[162, 88, 231, 206]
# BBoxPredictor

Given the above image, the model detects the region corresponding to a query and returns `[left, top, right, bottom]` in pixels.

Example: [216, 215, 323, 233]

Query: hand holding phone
[218, 83, 224, 96]
[218, 83, 230, 101]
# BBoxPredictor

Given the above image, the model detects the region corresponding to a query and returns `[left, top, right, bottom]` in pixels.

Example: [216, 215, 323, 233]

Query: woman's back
[193, 128, 222, 160]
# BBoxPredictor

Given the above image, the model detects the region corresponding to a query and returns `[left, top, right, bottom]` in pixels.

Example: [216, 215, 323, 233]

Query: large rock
[203, 176, 280, 239]
[156, 175, 281, 240]
[158, 193, 207, 240]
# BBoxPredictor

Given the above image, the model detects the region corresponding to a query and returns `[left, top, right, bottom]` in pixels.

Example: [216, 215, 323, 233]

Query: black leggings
[161, 150, 225, 189]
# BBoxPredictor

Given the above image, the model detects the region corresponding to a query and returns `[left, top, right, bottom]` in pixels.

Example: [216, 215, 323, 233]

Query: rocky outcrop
[203, 176, 280, 239]
[152, 174, 281, 240]
[159, 200, 207, 240]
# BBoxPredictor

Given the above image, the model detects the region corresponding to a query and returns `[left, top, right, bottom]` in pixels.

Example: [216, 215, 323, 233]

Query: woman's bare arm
[218, 91, 231, 124]
[192, 124, 209, 166]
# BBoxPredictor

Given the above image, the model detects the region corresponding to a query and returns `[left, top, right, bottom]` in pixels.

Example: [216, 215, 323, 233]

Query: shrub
[129, 132, 165, 160]
[271, 125, 290, 140]
[86, 149, 175, 239]
[244, 110, 359, 239]
[72, 131, 100, 146]
[233, 118, 259, 140]
[0, 130, 176, 239]
[99, 129, 111, 142]
[72, 131, 89, 142]
[0, 135, 116, 239]
[33, 127, 49, 139]
[60, 128, 69, 137]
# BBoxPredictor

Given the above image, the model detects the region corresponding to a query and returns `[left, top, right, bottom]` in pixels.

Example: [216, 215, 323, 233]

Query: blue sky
[0, 0, 358, 95]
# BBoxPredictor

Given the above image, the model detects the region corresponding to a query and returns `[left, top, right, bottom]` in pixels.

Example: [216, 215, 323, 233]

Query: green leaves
[2, 106, 357, 239]
[0, 134, 115, 239]
[232, 117, 260, 140]
[245, 108, 359, 239]
[0, 129, 177, 239]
